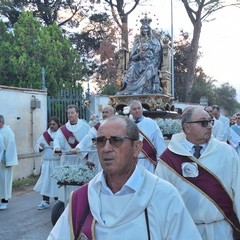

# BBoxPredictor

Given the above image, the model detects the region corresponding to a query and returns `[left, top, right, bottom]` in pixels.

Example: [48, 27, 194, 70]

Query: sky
[128, 0, 240, 101]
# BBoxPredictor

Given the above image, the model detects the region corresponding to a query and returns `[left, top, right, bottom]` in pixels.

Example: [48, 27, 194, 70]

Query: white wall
[0, 85, 48, 179]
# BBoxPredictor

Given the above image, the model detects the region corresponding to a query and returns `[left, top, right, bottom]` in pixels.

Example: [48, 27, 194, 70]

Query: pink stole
[139, 130, 157, 165]
[60, 125, 79, 148]
[43, 131, 53, 146]
[70, 184, 94, 240]
[160, 148, 240, 236]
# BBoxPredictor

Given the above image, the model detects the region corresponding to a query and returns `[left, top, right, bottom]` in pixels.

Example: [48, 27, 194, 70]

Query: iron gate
[47, 88, 90, 124]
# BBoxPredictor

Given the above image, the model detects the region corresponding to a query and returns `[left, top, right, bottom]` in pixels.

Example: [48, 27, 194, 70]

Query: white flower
[123, 106, 130, 115]
[155, 118, 182, 135]
[52, 164, 97, 184]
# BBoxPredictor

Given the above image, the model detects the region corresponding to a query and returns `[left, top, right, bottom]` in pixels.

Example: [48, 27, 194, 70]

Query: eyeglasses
[187, 119, 214, 127]
[92, 136, 137, 148]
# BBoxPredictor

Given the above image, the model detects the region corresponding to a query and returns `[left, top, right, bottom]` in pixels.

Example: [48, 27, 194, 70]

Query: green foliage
[190, 67, 216, 104]
[100, 83, 119, 95]
[13, 174, 38, 189]
[174, 30, 201, 102]
[213, 83, 238, 115]
[0, 12, 86, 95]
[0, 0, 23, 28]
[235, 102, 240, 110]
[0, 0, 85, 27]
[73, 12, 112, 57]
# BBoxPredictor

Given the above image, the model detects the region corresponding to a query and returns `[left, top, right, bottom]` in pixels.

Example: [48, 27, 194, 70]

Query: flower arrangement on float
[52, 163, 97, 185]
[155, 118, 182, 136]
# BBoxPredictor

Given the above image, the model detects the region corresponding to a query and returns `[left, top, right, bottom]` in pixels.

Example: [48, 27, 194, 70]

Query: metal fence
[47, 88, 90, 124]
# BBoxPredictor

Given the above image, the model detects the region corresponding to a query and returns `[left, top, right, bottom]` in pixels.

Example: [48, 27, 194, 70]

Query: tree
[190, 67, 216, 104]
[213, 82, 237, 115]
[0, 0, 23, 28]
[174, 31, 191, 101]
[94, 0, 142, 49]
[0, 0, 87, 28]
[71, 13, 114, 58]
[180, 0, 240, 102]
[173, 28, 237, 111]
[0, 12, 86, 95]
[95, 26, 120, 95]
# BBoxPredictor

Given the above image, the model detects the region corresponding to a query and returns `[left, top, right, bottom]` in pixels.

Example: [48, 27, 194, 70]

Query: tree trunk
[184, 19, 202, 102]
[121, 15, 128, 49]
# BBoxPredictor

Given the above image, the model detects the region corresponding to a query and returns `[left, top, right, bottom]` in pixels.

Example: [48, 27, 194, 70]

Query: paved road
[0, 191, 54, 240]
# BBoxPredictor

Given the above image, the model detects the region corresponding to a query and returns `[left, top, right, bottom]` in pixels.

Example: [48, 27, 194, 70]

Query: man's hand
[70, 148, 80, 154]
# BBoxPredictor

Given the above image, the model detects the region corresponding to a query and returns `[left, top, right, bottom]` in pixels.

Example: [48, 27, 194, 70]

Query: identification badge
[77, 232, 89, 240]
[68, 136, 76, 144]
[181, 162, 199, 177]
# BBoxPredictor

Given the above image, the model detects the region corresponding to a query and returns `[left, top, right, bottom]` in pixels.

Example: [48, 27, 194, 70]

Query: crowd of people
[1, 102, 240, 240]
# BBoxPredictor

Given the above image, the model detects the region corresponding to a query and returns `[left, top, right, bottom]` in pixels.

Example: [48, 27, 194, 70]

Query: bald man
[155, 106, 240, 240]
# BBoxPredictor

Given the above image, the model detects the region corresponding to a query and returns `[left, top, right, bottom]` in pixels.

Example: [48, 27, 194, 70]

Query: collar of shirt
[182, 138, 207, 155]
[94, 165, 142, 196]
[133, 116, 144, 123]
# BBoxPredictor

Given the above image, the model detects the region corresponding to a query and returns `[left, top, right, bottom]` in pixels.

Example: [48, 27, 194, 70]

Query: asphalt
[0, 191, 54, 240]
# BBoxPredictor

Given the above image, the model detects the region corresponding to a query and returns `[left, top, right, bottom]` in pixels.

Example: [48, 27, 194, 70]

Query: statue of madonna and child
[116, 15, 163, 95]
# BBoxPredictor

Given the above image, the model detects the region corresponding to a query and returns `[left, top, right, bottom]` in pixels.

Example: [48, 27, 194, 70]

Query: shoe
[37, 201, 50, 210]
[0, 203, 8, 210]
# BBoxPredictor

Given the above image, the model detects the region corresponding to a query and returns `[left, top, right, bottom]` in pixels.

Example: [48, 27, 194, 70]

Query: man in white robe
[212, 105, 230, 142]
[0, 115, 18, 210]
[33, 116, 61, 210]
[155, 106, 240, 240]
[229, 113, 240, 155]
[129, 100, 166, 173]
[204, 106, 225, 141]
[71, 105, 115, 172]
[53, 105, 90, 201]
[54, 104, 90, 166]
[47, 115, 201, 240]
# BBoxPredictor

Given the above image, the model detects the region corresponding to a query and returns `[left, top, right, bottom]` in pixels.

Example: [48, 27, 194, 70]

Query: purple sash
[160, 148, 240, 236]
[60, 125, 79, 148]
[43, 131, 53, 146]
[71, 184, 94, 240]
[93, 122, 101, 131]
[139, 130, 157, 165]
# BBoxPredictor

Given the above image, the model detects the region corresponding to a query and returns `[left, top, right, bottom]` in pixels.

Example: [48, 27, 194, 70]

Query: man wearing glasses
[155, 106, 240, 240]
[48, 115, 201, 239]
